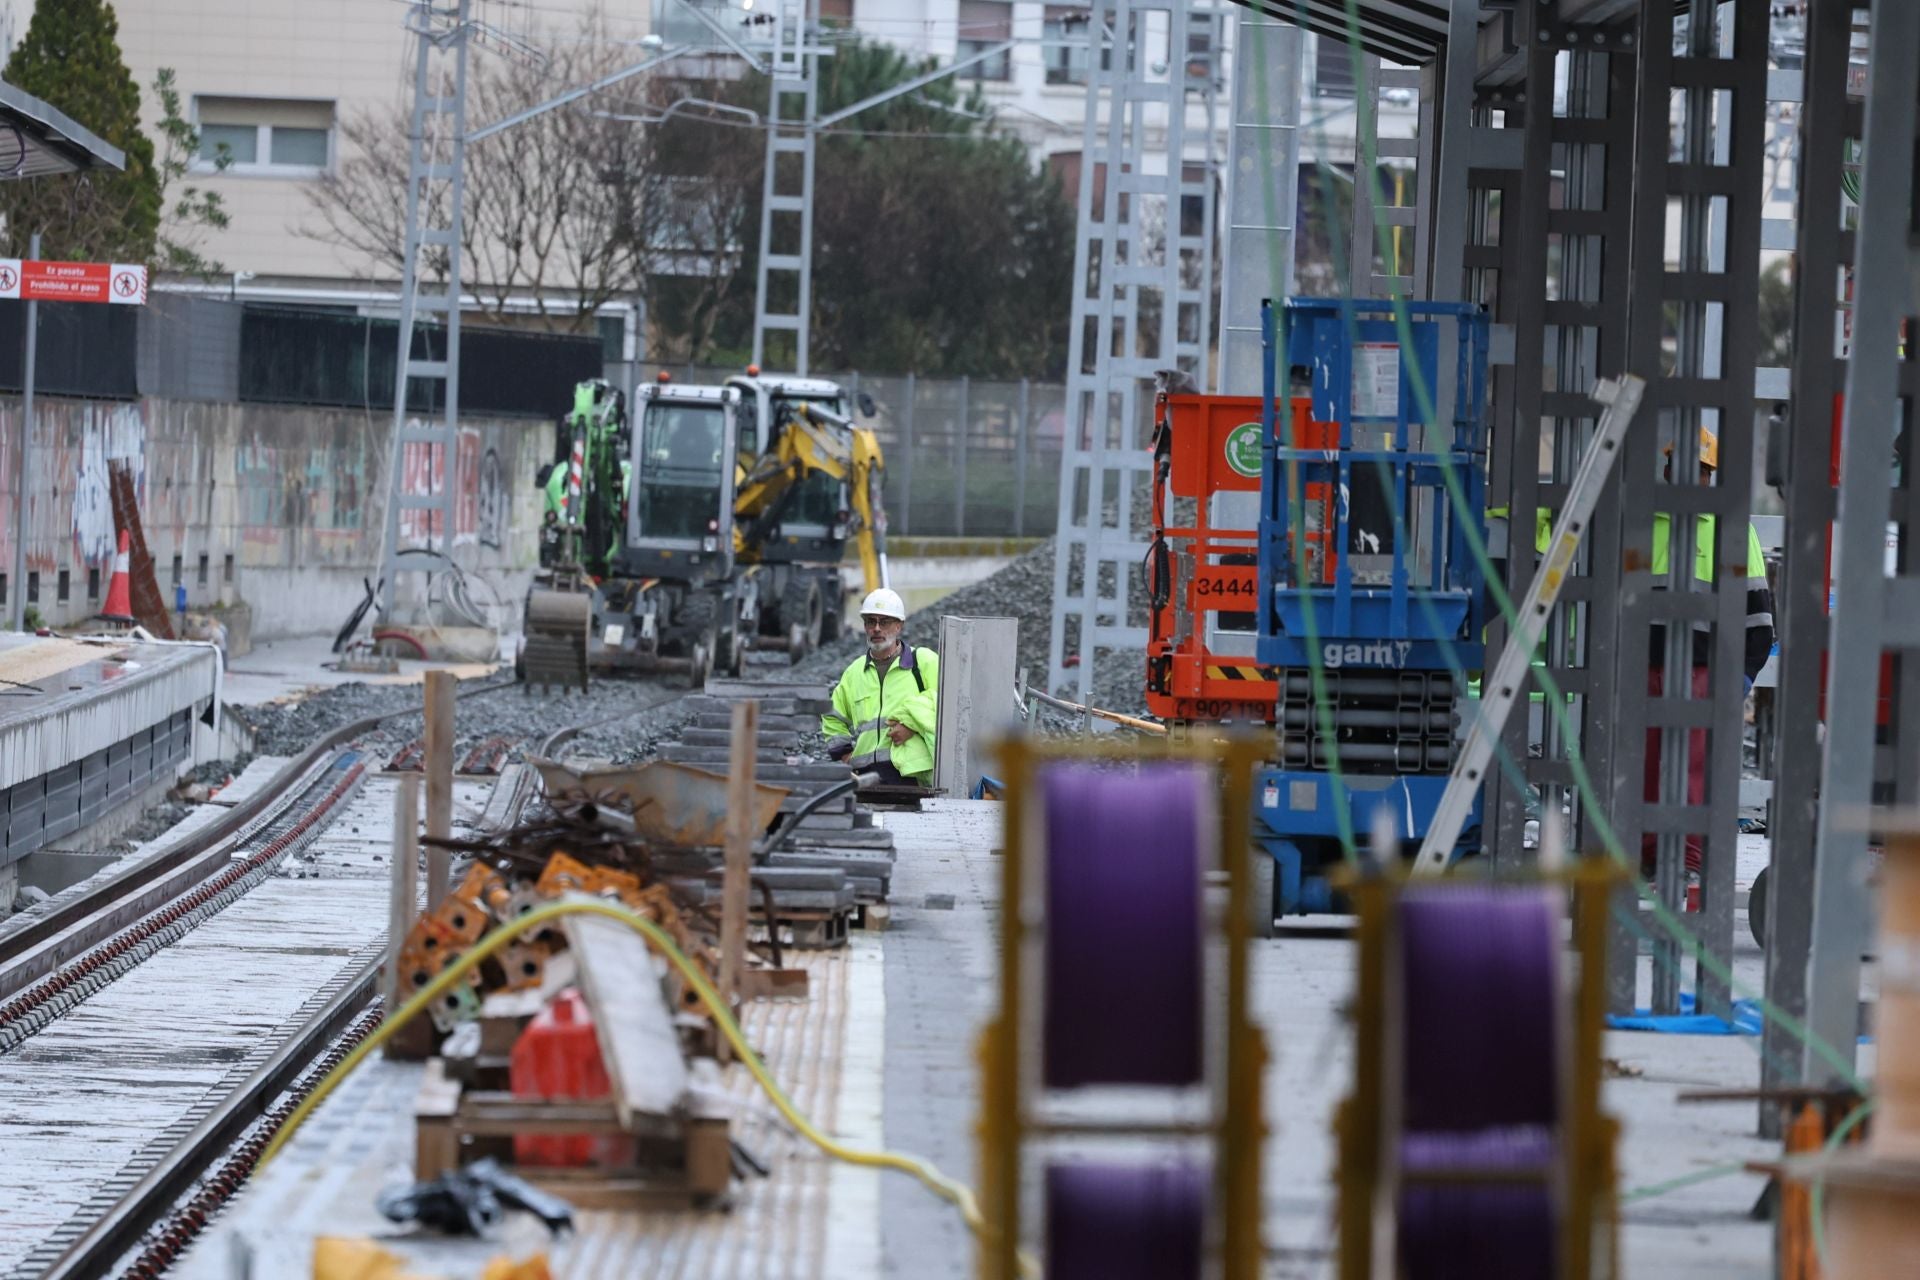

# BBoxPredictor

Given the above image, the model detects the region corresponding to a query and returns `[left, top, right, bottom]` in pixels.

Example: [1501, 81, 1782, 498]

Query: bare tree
[303, 19, 664, 334]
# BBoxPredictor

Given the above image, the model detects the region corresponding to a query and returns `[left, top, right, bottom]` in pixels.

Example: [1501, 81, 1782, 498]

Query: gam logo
[1321, 639, 1414, 669]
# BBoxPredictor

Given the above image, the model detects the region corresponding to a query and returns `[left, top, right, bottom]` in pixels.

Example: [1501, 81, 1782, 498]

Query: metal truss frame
[1048, 0, 1222, 705]
[378, 0, 473, 622]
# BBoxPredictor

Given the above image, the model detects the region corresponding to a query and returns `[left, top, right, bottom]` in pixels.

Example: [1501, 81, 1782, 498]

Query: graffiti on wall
[477, 447, 506, 550]
[71, 404, 145, 566]
[399, 424, 487, 548]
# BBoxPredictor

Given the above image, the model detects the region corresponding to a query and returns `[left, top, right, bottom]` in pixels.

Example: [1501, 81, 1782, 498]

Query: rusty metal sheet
[530, 757, 788, 849]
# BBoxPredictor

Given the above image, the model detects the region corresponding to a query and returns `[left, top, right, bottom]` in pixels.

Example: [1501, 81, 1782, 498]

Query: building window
[1315, 34, 1357, 99]
[56, 569, 69, 603]
[197, 553, 210, 586]
[818, 0, 852, 26]
[87, 567, 100, 600]
[193, 96, 335, 176]
[171, 554, 183, 585]
[1044, 5, 1090, 85]
[223, 553, 235, 583]
[959, 0, 1012, 81]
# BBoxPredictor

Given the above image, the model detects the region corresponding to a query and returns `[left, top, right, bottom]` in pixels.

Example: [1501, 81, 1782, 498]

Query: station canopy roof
[1228, 0, 1450, 65]
[1227, 1, 1654, 69]
[0, 80, 126, 180]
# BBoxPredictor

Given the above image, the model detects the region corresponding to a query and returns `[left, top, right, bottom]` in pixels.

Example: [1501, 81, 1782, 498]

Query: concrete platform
[0, 633, 219, 888]
[221, 634, 503, 709]
[178, 798, 1823, 1277]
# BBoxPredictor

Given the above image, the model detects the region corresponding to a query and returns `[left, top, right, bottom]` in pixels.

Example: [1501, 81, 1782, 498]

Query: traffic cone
[101, 530, 134, 624]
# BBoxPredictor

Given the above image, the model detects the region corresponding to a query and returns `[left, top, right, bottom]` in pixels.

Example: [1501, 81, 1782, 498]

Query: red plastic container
[509, 987, 634, 1167]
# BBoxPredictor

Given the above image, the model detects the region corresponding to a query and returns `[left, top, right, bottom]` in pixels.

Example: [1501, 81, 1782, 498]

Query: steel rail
[0, 677, 517, 997]
[30, 955, 385, 1280]
[20, 678, 698, 1277]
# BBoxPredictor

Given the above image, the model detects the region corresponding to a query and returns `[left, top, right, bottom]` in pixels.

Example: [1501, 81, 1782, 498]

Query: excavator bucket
[521, 586, 591, 692]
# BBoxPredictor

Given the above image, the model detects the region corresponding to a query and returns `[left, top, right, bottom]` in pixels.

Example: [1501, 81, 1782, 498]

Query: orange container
[509, 987, 634, 1167]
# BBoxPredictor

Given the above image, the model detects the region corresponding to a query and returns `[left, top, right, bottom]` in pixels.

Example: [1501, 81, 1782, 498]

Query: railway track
[1, 676, 692, 1280]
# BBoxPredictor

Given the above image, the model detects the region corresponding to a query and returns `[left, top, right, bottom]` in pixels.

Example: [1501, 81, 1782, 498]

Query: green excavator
[517, 371, 890, 690]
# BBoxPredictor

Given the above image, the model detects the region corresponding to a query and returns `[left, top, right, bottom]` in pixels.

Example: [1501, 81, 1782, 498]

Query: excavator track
[521, 586, 592, 692]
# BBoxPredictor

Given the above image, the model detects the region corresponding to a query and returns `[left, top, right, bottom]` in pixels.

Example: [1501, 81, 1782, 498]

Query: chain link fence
[628, 362, 1066, 538]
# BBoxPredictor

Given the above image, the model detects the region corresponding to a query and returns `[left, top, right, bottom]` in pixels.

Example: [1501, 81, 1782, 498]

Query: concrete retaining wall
[0, 396, 553, 641]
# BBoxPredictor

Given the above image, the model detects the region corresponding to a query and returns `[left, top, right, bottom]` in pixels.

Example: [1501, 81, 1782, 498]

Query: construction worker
[1643, 425, 1775, 888]
[821, 588, 939, 787]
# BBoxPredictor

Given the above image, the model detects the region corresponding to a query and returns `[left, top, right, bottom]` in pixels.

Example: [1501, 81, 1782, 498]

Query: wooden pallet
[413, 1059, 732, 1207]
[750, 904, 853, 949]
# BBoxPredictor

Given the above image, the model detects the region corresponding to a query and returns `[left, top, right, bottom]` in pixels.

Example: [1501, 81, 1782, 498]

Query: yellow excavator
[518, 370, 889, 689]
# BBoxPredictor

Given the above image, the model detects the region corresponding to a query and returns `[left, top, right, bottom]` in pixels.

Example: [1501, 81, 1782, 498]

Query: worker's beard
[868, 634, 900, 662]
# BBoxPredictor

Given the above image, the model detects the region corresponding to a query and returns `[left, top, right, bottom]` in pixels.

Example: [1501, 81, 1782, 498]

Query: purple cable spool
[1045, 1162, 1207, 1280]
[1397, 886, 1560, 1132]
[1040, 763, 1205, 1089]
[1397, 1128, 1558, 1279]
[1395, 888, 1563, 1279]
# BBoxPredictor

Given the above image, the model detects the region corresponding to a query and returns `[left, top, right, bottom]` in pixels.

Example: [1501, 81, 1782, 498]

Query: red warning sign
[0, 259, 147, 305]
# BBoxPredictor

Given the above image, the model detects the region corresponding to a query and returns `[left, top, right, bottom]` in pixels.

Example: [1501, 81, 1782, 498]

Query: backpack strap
[910, 648, 925, 693]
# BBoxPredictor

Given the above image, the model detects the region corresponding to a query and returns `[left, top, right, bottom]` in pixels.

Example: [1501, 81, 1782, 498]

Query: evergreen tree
[0, 0, 160, 262]
[644, 37, 1075, 378]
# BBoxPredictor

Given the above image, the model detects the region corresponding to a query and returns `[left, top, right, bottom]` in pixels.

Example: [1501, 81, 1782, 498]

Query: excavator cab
[618, 381, 740, 583]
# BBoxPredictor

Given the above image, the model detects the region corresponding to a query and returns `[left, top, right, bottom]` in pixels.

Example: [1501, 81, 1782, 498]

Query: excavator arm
[847, 424, 887, 594]
[731, 401, 889, 593]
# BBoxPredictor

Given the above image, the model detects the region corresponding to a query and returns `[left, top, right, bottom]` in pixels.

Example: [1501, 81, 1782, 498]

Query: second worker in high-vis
[821, 588, 939, 787]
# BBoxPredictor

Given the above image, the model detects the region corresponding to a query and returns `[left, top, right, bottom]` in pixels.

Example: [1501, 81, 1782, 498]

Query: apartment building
[0, 0, 638, 319]
[0, 2, 1407, 319]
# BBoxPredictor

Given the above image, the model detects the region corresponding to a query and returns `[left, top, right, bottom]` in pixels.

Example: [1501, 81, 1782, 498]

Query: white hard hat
[859, 588, 907, 621]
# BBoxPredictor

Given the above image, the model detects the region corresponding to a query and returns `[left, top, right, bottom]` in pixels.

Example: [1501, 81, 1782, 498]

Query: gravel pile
[234, 675, 699, 766]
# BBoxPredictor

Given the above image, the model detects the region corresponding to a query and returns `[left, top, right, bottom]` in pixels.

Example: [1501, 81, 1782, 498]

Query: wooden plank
[384, 775, 430, 1061]
[413, 1058, 463, 1179]
[423, 670, 456, 908]
[562, 908, 688, 1125]
[720, 700, 759, 1022]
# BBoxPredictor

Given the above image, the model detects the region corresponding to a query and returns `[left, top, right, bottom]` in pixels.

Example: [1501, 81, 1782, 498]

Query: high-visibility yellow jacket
[1485, 507, 1774, 680]
[822, 646, 940, 782]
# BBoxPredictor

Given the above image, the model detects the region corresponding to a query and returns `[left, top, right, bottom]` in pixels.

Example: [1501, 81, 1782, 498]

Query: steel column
[1803, 0, 1920, 1087]
[1761, 0, 1860, 1127]
[1219, 9, 1300, 394]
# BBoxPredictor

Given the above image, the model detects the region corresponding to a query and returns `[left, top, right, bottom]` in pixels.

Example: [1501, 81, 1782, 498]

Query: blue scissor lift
[1252, 298, 1490, 920]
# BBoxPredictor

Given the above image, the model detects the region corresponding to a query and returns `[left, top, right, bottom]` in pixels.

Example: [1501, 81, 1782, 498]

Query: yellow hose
[260, 897, 1034, 1274]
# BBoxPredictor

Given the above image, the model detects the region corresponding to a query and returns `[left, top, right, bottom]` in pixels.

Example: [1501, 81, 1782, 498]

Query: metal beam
[1761, 0, 1858, 1134]
[1803, 0, 1920, 1088]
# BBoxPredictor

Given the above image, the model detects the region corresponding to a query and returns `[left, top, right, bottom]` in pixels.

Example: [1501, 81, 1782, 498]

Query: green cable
[1284, 0, 1865, 1093]
[1619, 1160, 1752, 1205]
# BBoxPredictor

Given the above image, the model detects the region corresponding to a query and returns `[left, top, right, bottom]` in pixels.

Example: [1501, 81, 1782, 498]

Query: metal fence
[242, 306, 603, 418]
[629, 362, 1067, 539]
